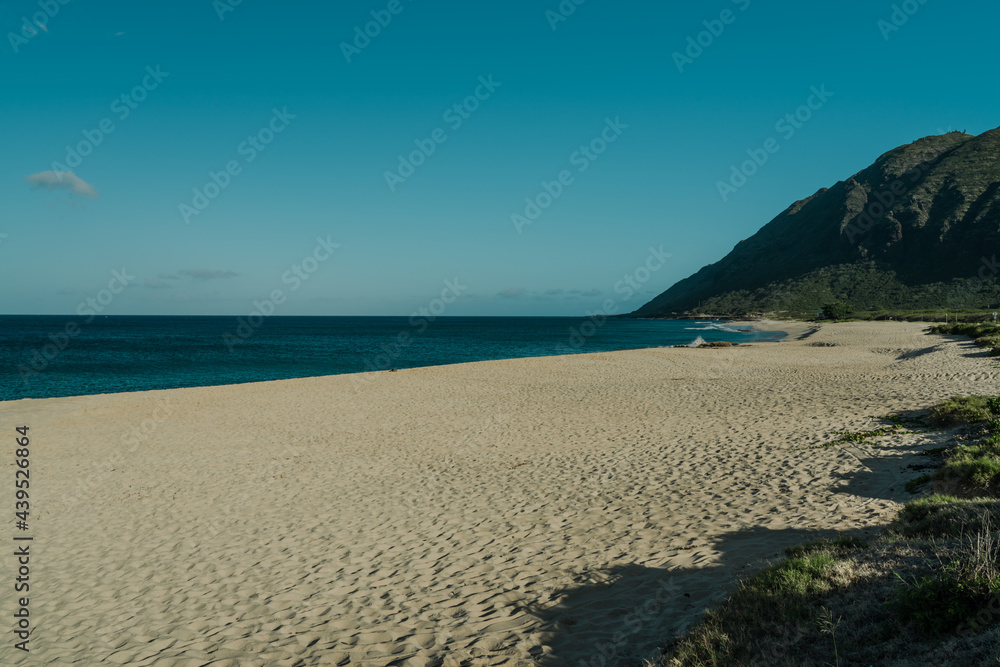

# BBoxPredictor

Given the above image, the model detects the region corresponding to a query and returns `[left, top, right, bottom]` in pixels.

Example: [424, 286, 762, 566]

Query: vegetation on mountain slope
[635, 128, 1000, 317]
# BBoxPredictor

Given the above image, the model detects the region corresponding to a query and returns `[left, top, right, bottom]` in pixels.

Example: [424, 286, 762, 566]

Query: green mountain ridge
[634, 127, 1000, 317]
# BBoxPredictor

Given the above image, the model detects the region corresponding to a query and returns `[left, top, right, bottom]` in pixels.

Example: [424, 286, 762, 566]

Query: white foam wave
[685, 323, 751, 333]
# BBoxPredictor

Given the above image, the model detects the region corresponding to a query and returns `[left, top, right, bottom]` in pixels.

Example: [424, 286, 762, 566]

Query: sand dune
[1, 322, 995, 665]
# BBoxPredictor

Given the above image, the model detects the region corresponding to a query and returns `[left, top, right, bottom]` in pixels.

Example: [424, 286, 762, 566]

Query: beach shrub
[944, 456, 1000, 492]
[975, 336, 1000, 348]
[970, 458, 1000, 488]
[929, 396, 997, 426]
[821, 302, 854, 321]
[931, 323, 1000, 355]
[931, 432, 1000, 496]
[930, 322, 1000, 338]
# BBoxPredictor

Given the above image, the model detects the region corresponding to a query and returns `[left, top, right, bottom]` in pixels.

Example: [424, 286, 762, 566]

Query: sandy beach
[2, 321, 995, 665]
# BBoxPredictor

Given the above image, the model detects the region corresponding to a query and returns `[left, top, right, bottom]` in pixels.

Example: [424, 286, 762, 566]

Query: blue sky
[2, 0, 998, 316]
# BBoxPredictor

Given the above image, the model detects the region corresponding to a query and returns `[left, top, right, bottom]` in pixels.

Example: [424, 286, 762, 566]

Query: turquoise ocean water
[0, 316, 783, 401]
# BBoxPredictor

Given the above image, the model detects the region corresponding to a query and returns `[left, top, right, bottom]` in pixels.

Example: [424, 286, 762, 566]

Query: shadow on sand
[519, 427, 958, 665]
[895, 343, 950, 361]
[929, 333, 994, 359]
[517, 525, 865, 666]
[796, 326, 822, 341]
[831, 427, 955, 503]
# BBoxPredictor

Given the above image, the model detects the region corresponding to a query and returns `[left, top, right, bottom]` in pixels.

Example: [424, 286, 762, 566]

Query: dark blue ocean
[0, 316, 784, 402]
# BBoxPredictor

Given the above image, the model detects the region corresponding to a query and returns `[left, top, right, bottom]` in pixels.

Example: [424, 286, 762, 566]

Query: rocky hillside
[634, 128, 1000, 316]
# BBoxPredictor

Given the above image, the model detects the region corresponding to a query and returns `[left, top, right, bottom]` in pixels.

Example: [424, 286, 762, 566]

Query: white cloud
[26, 171, 98, 198]
[497, 287, 529, 299]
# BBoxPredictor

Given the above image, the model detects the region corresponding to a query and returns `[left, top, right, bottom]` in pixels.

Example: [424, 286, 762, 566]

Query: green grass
[967, 458, 1000, 488]
[928, 322, 1000, 338]
[889, 532, 1000, 638]
[889, 566, 995, 637]
[893, 494, 1000, 538]
[756, 555, 838, 599]
[938, 453, 1000, 494]
[928, 395, 1000, 427]
[800, 412, 936, 450]
[931, 430, 1000, 496]
[785, 536, 867, 559]
[975, 336, 1000, 348]
[826, 426, 900, 446]
[816, 607, 842, 667]
[663, 553, 843, 664]
[811, 424, 921, 449]
[871, 413, 932, 429]
[660, 395, 1000, 665]
[873, 310, 998, 323]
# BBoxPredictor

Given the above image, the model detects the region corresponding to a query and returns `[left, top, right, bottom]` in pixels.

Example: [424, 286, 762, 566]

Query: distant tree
[821, 302, 854, 320]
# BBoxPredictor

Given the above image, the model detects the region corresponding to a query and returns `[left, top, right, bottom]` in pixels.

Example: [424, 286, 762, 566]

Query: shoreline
[728, 317, 817, 341]
[2, 321, 992, 664]
[2, 319, 785, 405]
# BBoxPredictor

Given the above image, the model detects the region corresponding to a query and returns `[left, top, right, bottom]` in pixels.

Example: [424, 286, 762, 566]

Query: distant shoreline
[630, 314, 812, 341]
